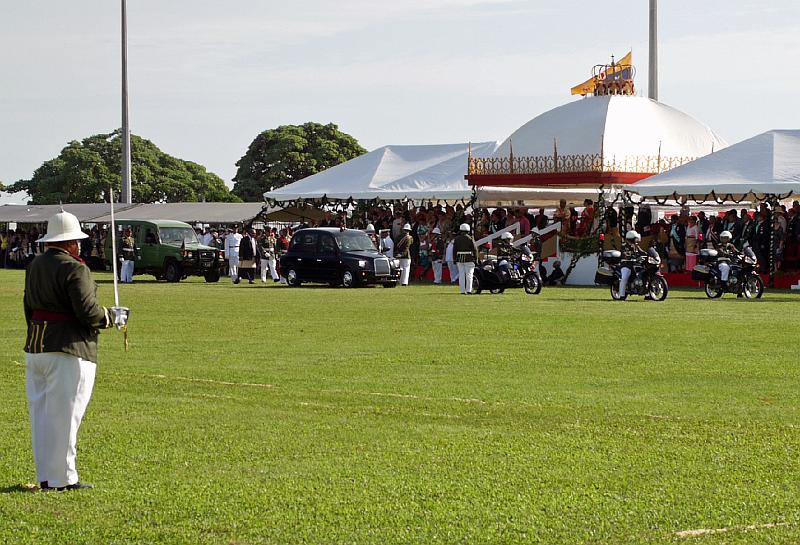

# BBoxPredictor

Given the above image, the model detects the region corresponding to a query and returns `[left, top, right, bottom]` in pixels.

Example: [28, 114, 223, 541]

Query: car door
[288, 231, 317, 280]
[138, 222, 161, 271]
[316, 233, 340, 282]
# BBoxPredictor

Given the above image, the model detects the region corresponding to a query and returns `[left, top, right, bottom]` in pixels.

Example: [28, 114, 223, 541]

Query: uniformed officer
[364, 224, 378, 249]
[453, 223, 478, 294]
[619, 230, 645, 298]
[258, 229, 279, 283]
[23, 209, 127, 491]
[379, 229, 394, 257]
[119, 227, 137, 283]
[717, 230, 740, 288]
[429, 227, 445, 284]
[395, 224, 414, 286]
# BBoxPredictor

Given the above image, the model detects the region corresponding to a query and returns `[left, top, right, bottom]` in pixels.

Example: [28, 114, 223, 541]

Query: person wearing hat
[379, 229, 394, 257]
[364, 224, 378, 249]
[429, 227, 445, 284]
[23, 209, 127, 491]
[395, 224, 414, 286]
[224, 227, 243, 282]
[257, 229, 279, 283]
[453, 223, 478, 294]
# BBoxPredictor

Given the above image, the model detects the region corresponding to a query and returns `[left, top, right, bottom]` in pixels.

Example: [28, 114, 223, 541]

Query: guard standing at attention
[119, 227, 137, 283]
[395, 224, 414, 286]
[453, 223, 478, 294]
[23, 209, 127, 491]
[429, 227, 445, 284]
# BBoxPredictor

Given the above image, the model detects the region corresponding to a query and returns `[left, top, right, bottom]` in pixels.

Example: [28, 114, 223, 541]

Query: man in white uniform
[224, 227, 243, 282]
[452, 223, 478, 294]
[379, 229, 394, 257]
[445, 236, 459, 284]
[23, 210, 127, 491]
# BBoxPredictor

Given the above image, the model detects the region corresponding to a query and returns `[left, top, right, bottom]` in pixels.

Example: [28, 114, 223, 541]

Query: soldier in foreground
[23, 210, 127, 491]
[453, 223, 478, 294]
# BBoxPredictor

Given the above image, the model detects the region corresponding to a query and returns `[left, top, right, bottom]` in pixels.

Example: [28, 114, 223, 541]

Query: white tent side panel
[264, 142, 499, 202]
[630, 130, 800, 198]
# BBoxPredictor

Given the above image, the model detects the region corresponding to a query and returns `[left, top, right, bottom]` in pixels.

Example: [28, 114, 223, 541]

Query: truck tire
[164, 261, 182, 283]
[204, 269, 221, 283]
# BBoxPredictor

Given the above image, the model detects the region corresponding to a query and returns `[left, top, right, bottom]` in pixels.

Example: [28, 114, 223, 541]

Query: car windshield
[337, 231, 376, 252]
[159, 227, 198, 244]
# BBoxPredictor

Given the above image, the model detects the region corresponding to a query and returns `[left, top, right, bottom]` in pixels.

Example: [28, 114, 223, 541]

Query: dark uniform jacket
[23, 247, 111, 362]
[453, 234, 478, 263]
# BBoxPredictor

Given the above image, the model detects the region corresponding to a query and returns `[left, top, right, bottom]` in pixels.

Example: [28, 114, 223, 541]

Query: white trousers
[399, 258, 411, 285]
[121, 259, 134, 283]
[228, 257, 239, 280]
[719, 261, 731, 282]
[432, 260, 443, 284]
[447, 261, 459, 283]
[619, 266, 632, 297]
[457, 262, 475, 294]
[260, 257, 278, 282]
[26, 352, 96, 488]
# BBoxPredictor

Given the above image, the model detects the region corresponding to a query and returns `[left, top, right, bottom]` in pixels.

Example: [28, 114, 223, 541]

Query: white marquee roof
[264, 142, 499, 202]
[494, 96, 727, 163]
[631, 130, 800, 199]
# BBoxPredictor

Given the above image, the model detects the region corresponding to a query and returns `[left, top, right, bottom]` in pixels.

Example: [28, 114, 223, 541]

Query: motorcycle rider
[496, 232, 515, 270]
[618, 230, 645, 298]
[717, 230, 740, 289]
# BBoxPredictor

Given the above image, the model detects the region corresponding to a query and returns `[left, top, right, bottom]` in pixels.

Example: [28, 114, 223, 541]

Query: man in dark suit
[237, 228, 258, 284]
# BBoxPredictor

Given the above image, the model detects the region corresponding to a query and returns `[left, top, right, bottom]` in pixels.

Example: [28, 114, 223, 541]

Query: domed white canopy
[494, 96, 726, 164]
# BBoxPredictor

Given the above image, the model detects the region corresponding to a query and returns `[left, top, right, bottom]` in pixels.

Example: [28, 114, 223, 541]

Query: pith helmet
[402, 223, 412, 231]
[459, 223, 470, 232]
[37, 209, 89, 243]
[365, 224, 375, 234]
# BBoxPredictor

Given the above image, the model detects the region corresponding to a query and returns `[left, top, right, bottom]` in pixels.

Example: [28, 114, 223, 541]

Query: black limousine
[279, 228, 401, 288]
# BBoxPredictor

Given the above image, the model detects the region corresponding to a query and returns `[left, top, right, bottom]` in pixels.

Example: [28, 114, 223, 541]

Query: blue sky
[1, 0, 798, 201]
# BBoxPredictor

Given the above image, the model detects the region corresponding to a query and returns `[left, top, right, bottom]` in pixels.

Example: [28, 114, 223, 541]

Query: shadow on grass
[1, 484, 38, 494]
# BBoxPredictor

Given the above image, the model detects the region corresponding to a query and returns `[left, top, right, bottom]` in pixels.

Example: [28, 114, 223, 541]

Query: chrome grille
[374, 257, 390, 276]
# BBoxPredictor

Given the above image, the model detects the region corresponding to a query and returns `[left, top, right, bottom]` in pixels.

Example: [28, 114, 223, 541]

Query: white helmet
[402, 223, 412, 231]
[625, 230, 641, 243]
[500, 232, 514, 241]
[720, 230, 733, 242]
[459, 223, 471, 232]
[37, 209, 89, 243]
[432, 227, 441, 235]
[365, 224, 375, 234]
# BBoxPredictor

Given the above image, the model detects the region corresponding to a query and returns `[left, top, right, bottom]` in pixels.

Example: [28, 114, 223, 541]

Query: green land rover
[104, 219, 222, 282]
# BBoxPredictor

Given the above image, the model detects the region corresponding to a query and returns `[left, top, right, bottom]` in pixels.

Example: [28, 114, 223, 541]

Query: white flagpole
[109, 186, 121, 309]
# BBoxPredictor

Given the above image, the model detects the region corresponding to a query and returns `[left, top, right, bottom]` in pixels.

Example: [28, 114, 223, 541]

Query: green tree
[232, 122, 366, 201]
[10, 131, 240, 204]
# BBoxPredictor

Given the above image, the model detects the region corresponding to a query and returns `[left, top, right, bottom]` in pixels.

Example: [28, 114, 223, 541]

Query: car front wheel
[341, 270, 356, 288]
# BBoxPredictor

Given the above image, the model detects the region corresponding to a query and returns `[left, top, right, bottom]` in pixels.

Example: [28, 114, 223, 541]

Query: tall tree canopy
[232, 122, 366, 201]
[10, 131, 239, 204]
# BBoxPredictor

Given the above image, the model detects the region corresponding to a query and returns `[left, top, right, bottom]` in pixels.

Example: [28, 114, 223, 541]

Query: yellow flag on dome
[571, 51, 633, 96]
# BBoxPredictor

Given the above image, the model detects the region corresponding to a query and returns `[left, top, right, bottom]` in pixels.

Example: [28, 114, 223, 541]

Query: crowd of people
[4, 199, 799, 278]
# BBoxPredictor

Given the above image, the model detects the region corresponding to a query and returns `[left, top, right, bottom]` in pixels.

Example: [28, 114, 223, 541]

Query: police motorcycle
[691, 230, 764, 299]
[472, 232, 542, 295]
[596, 230, 669, 301]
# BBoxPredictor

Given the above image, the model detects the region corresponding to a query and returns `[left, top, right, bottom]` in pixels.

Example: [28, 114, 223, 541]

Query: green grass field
[1, 269, 799, 544]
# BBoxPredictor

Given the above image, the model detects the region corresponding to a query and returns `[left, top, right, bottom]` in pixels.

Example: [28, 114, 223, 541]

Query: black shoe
[233, 277, 240, 285]
[248, 280, 254, 284]
[39, 481, 53, 492]
[57, 482, 94, 491]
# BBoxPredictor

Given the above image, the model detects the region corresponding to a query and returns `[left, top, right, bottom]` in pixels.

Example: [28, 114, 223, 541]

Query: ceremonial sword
[108, 186, 131, 350]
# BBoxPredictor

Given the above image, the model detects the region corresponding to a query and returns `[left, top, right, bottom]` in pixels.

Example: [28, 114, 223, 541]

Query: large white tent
[631, 130, 800, 200]
[264, 142, 498, 203]
[494, 96, 726, 165]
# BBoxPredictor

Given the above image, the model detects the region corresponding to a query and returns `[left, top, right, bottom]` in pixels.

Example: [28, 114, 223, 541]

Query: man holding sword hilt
[23, 209, 129, 491]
